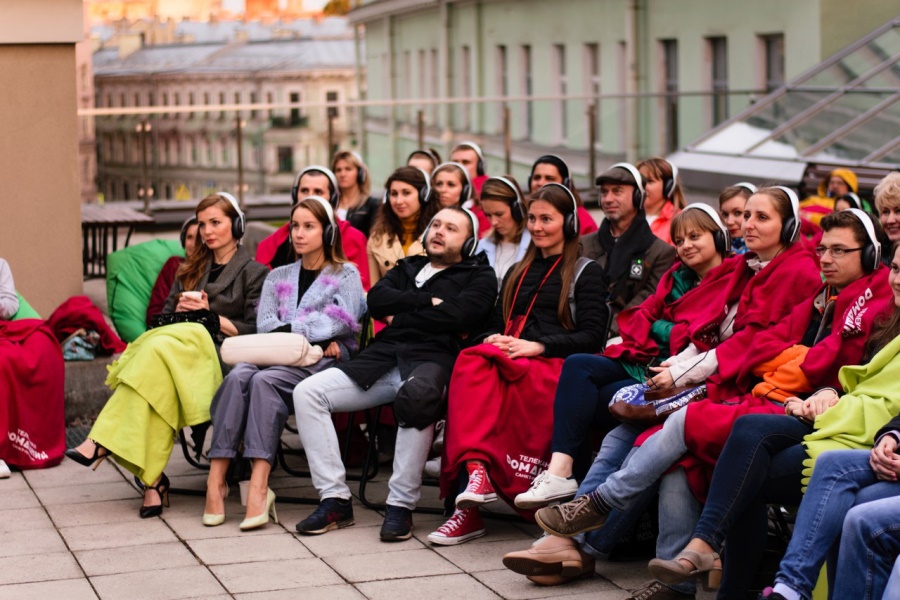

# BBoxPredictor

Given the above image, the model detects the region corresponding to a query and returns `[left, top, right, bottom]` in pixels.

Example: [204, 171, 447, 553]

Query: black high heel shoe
[64, 441, 109, 470]
[137, 473, 170, 519]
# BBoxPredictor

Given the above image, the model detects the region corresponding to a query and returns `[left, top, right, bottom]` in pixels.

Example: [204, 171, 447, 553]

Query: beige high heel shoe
[239, 488, 278, 531]
[648, 549, 722, 591]
[202, 483, 230, 527]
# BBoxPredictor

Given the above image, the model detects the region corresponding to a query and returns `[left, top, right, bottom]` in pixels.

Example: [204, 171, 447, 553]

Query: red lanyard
[504, 256, 563, 338]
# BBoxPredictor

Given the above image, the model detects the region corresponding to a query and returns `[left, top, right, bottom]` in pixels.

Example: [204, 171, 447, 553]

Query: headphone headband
[841, 192, 863, 210]
[295, 166, 339, 206]
[537, 182, 579, 238]
[682, 203, 731, 254]
[665, 159, 679, 183]
[461, 206, 480, 246]
[434, 161, 473, 202]
[608, 162, 645, 196]
[300, 195, 337, 230]
[844, 207, 881, 266]
[734, 182, 758, 195]
[214, 191, 245, 242]
[486, 176, 523, 206]
[455, 141, 484, 162]
[408, 148, 440, 168]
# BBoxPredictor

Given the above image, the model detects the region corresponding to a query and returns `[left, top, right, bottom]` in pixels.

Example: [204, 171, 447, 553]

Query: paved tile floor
[0, 444, 717, 600]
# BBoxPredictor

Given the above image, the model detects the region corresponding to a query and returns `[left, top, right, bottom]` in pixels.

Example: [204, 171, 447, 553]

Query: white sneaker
[423, 457, 441, 479]
[0, 460, 10, 479]
[514, 471, 578, 509]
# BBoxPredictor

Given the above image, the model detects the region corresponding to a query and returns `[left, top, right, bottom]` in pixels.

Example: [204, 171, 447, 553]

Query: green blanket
[802, 334, 900, 486]
[89, 323, 222, 485]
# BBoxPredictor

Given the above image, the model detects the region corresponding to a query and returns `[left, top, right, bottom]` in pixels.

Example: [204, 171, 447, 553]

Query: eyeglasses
[814, 246, 864, 258]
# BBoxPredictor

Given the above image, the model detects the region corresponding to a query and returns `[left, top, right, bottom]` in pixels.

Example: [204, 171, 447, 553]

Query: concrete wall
[0, 2, 83, 316]
[819, 0, 900, 61]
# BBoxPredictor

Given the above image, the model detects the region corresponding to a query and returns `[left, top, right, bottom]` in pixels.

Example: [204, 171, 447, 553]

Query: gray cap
[595, 164, 642, 188]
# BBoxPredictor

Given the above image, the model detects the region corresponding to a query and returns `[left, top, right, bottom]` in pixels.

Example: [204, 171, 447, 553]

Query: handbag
[220, 332, 324, 367]
[150, 309, 221, 338]
[609, 382, 706, 426]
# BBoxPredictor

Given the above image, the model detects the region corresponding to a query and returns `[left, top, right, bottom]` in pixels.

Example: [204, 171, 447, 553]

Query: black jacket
[876, 414, 900, 441]
[338, 252, 498, 389]
[486, 254, 609, 358]
[346, 196, 382, 238]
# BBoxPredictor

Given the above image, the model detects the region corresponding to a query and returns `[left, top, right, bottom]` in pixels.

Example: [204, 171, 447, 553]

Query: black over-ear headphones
[179, 216, 198, 249]
[455, 141, 485, 176]
[349, 151, 367, 186]
[609, 162, 646, 211]
[844, 208, 882, 273]
[537, 182, 579, 240]
[682, 203, 731, 256]
[662, 159, 679, 201]
[840, 192, 863, 211]
[434, 162, 473, 204]
[422, 207, 481, 258]
[296, 195, 337, 247]
[216, 191, 246, 240]
[530, 155, 572, 189]
[773, 186, 801, 245]
[292, 166, 340, 207]
[486, 176, 526, 223]
[383, 167, 432, 205]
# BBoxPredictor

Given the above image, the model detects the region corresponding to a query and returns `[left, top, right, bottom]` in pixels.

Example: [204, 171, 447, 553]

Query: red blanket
[673, 267, 891, 501]
[0, 319, 65, 469]
[255, 221, 371, 290]
[47, 295, 126, 355]
[606, 255, 751, 363]
[440, 343, 564, 518]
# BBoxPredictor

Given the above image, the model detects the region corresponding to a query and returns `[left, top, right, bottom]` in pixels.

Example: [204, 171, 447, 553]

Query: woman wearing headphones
[146, 216, 200, 326]
[431, 162, 472, 208]
[529, 155, 598, 236]
[332, 150, 381, 237]
[476, 176, 531, 285]
[65, 193, 269, 518]
[429, 184, 609, 546]
[367, 166, 440, 286]
[202, 196, 366, 531]
[516, 188, 823, 593]
[637, 157, 686, 245]
[718, 183, 757, 254]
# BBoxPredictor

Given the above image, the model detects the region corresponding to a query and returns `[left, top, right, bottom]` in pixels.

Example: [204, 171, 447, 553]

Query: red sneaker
[427, 508, 486, 545]
[456, 462, 498, 509]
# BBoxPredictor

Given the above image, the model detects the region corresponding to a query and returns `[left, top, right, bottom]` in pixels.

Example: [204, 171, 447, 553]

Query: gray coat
[163, 245, 268, 343]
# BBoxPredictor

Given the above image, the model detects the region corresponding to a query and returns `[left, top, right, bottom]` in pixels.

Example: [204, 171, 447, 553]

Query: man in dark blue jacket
[293, 206, 497, 542]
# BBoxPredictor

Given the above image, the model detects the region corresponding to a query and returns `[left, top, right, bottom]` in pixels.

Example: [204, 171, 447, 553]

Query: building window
[522, 45, 533, 140]
[290, 92, 302, 125]
[222, 141, 229, 166]
[760, 33, 785, 92]
[202, 92, 210, 119]
[161, 92, 168, 118]
[584, 43, 601, 146]
[460, 45, 471, 130]
[430, 48, 439, 124]
[173, 93, 181, 120]
[219, 92, 226, 120]
[234, 92, 241, 120]
[188, 92, 195, 119]
[326, 91, 339, 119]
[277, 146, 293, 173]
[133, 93, 140, 107]
[403, 51, 412, 122]
[266, 92, 274, 119]
[708, 36, 728, 126]
[554, 44, 567, 143]
[661, 39, 679, 153]
[250, 91, 258, 119]
[206, 139, 213, 165]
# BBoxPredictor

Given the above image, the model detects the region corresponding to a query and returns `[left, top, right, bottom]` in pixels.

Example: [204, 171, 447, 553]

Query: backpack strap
[568, 257, 594, 326]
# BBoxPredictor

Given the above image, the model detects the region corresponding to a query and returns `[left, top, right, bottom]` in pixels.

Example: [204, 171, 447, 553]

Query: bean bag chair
[12, 293, 40, 320]
[107, 240, 184, 343]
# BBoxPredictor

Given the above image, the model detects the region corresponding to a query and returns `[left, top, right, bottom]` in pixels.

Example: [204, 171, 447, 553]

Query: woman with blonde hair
[331, 150, 380, 236]
[876, 172, 900, 243]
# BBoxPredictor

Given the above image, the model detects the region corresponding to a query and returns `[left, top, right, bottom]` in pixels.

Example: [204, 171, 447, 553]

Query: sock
[587, 489, 612, 514]
[772, 583, 802, 600]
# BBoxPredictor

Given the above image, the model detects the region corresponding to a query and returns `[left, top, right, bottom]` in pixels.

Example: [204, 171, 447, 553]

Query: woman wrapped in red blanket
[431, 184, 609, 546]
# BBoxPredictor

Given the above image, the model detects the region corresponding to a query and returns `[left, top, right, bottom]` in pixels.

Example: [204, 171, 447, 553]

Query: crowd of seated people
[58, 145, 900, 600]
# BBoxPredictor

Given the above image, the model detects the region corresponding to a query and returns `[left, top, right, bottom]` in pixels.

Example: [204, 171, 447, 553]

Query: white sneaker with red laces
[427, 508, 486, 545]
[456, 462, 498, 509]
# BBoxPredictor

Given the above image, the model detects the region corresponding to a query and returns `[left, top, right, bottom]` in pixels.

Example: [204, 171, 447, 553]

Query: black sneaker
[295, 498, 354, 535]
[380, 504, 413, 541]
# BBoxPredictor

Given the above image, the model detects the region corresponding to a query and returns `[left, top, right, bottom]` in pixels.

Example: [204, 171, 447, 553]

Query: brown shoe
[626, 581, 695, 600]
[526, 563, 595, 586]
[503, 535, 590, 578]
[534, 495, 607, 537]
[648, 549, 721, 591]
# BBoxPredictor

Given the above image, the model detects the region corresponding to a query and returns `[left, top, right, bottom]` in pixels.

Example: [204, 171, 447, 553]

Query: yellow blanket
[89, 323, 222, 485]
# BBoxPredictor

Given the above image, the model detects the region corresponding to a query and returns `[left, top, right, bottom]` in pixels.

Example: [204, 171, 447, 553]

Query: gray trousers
[209, 360, 334, 464]
[293, 366, 434, 510]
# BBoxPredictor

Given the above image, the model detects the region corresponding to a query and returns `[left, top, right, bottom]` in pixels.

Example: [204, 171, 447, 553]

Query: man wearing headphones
[581, 163, 676, 337]
[293, 206, 497, 543]
[255, 166, 371, 289]
[451, 141, 489, 198]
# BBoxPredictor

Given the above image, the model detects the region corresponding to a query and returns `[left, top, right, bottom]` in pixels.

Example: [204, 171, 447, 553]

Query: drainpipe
[387, 15, 397, 168]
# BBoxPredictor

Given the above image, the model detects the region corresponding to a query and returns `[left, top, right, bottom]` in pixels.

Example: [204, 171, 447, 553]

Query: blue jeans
[774, 450, 900, 599]
[577, 421, 700, 596]
[884, 555, 900, 600]
[689, 414, 809, 598]
[833, 494, 900, 600]
[550, 354, 635, 478]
